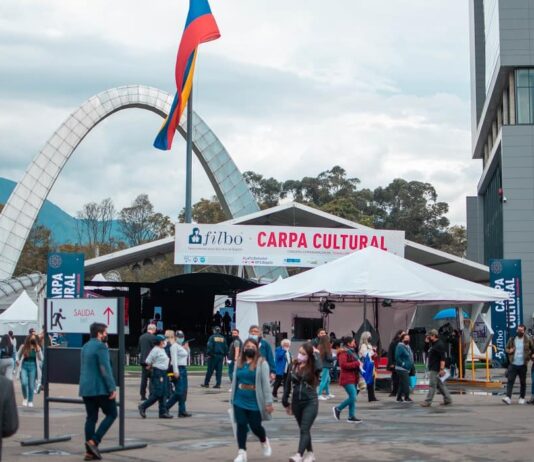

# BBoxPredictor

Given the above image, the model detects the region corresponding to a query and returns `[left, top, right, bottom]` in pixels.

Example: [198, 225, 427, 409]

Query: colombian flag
[154, 0, 220, 150]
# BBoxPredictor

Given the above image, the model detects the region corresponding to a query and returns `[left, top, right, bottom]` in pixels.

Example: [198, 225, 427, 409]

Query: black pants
[396, 370, 410, 400]
[272, 373, 287, 398]
[82, 395, 117, 444]
[506, 364, 527, 399]
[140, 365, 150, 399]
[391, 369, 399, 395]
[366, 379, 377, 401]
[204, 355, 224, 386]
[233, 405, 266, 450]
[292, 397, 318, 456]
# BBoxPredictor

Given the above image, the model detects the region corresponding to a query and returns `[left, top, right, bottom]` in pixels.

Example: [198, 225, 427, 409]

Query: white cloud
[0, 0, 479, 228]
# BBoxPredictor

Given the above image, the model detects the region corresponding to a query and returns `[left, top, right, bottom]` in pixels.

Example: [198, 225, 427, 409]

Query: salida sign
[47, 299, 118, 334]
[175, 223, 405, 267]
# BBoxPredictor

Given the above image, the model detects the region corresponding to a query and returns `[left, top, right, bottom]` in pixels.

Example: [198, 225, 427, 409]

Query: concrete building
[467, 0, 534, 326]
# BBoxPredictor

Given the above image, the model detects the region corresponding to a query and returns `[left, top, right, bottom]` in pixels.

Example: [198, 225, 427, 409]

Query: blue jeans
[21, 361, 37, 402]
[228, 361, 235, 382]
[337, 384, 357, 418]
[317, 368, 331, 396]
[165, 366, 188, 414]
[82, 395, 117, 444]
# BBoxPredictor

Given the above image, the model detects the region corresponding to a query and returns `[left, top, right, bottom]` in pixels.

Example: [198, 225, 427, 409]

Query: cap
[29, 328, 35, 334]
[213, 326, 221, 334]
[428, 329, 439, 337]
[156, 334, 166, 343]
[175, 330, 185, 338]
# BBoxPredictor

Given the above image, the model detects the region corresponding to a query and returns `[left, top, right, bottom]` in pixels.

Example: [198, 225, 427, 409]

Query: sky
[0, 0, 480, 225]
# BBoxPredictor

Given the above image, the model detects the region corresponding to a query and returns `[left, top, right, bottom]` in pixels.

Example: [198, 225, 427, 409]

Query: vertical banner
[489, 259, 523, 364]
[46, 253, 85, 347]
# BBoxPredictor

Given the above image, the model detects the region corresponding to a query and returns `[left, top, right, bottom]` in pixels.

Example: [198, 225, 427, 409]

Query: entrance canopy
[237, 246, 508, 304]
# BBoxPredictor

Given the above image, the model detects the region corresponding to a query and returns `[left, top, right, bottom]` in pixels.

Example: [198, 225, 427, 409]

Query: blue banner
[46, 253, 85, 299]
[46, 253, 85, 347]
[489, 259, 523, 365]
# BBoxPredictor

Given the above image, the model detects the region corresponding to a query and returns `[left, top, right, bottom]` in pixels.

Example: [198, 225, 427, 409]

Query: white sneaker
[22, 399, 28, 407]
[289, 454, 303, 462]
[518, 398, 526, 405]
[502, 396, 512, 405]
[318, 395, 328, 401]
[28, 402, 34, 408]
[327, 394, 335, 399]
[303, 452, 316, 462]
[261, 438, 272, 457]
[234, 449, 247, 462]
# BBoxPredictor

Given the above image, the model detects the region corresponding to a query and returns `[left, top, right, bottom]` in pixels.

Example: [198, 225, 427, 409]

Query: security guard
[138, 335, 173, 419]
[201, 326, 228, 389]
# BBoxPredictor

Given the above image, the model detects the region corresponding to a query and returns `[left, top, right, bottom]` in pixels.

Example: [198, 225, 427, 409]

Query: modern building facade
[467, 0, 534, 325]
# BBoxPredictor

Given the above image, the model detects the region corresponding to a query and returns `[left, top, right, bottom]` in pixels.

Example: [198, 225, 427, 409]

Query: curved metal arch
[0, 85, 262, 279]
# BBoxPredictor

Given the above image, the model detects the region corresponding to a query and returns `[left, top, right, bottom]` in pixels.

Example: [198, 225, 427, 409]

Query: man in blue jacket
[249, 325, 276, 380]
[79, 322, 117, 461]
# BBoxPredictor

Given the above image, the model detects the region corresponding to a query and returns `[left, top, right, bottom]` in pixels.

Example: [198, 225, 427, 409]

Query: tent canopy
[0, 290, 39, 335]
[237, 246, 508, 304]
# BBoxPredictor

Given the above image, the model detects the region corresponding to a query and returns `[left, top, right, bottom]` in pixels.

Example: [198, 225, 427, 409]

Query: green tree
[14, 224, 52, 275]
[243, 171, 284, 208]
[179, 196, 227, 223]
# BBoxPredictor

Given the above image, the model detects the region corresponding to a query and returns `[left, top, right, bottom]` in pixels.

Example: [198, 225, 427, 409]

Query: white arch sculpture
[0, 85, 268, 280]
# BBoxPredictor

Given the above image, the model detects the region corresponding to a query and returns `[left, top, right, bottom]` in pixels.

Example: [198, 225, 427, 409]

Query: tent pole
[363, 295, 367, 324]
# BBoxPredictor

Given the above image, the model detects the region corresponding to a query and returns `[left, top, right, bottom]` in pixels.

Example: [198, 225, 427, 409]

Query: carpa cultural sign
[46, 253, 84, 299]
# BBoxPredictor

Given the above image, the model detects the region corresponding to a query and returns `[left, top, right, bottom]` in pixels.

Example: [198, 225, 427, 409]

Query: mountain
[0, 177, 123, 244]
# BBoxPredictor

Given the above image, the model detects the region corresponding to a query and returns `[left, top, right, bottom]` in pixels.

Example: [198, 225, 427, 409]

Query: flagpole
[184, 86, 193, 274]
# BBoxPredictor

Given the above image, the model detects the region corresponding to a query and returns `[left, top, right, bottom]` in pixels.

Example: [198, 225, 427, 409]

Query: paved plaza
[3, 371, 533, 462]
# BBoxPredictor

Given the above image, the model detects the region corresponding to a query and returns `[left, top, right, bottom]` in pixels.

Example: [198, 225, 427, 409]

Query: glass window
[515, 69, 534, 124]
[517, 87, 530, 123]
[517, 70, 530, 88]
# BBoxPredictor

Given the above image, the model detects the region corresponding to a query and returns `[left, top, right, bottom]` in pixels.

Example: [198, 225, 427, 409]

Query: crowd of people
[2, 319, 533, 462]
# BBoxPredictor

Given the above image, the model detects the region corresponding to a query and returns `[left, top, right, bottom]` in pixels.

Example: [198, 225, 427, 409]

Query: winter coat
[338, 349, 360, 386]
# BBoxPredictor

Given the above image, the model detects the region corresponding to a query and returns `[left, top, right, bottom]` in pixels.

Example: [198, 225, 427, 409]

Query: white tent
[236, 247, 508, 344]
[0, 290, 39, 336]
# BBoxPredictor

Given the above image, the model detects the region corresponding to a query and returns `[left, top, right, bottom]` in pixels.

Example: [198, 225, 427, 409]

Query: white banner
[47, 298, 118, 334]
[174, 223, 404, 267]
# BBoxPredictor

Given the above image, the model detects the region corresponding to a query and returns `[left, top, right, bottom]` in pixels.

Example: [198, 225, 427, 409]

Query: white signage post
[47, 298, 118, 334]
[174, 223, 405, 267]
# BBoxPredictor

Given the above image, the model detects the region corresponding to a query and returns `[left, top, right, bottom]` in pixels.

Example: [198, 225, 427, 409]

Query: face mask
[244, 348, 256, 358]
[403, 340, 410, 345]
[232, 335, 239, 340]
[101, 335, 108, 343]
[249, 335, 259, 341]
[518, 332, 525, 338]
[297, 353, 308, 363]
[177, 338, 184, 345]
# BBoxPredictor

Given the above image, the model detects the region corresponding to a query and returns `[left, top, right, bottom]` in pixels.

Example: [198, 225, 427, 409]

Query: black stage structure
[86, 272, 259, 352]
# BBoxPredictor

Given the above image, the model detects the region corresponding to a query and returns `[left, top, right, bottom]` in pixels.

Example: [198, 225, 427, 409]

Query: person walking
[138, 324, 157, 401]
[202, 326, 228, 389]
[502, 324, 534, 405]
[317, 335, 334, 400]
[248, 325, 276, 379]
[0, 333, 15, 379]
[79, 322, 117, 461]
[387, 330, 404, 397]
[282, 342, 321, 462]
[272, 339, 292, 401]
[228, 329, 243, 384]
[138, 335, 173, 419]
[359, 331, 378, 402]
[332, 336, 362, 423]
[230, 338, 273, 462]
[0, 375, 18, 460]
[16, 334, 42, 407]
[421, 329, 452, 407]
[165, 330, 192, 417]
[395, 333, 414, 403]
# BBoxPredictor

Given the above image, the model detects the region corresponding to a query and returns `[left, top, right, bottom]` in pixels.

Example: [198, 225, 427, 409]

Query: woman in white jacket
[16, 335, 43, 407]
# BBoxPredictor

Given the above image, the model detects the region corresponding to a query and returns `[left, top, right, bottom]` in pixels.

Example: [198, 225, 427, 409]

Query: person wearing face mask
[165, 330, 192, 417]
[79, 323, 117, 461]
[394, 333, 414, 403]
[248, 325, 276, 380]
[272, 339, 292, 401]
[421, 329, 452, 408]
[228, 329, 243, 385]
[16, 334, 43, 407]
[138, 335, 173, 419]
[332, 336, 362, 423]
[502, 324, 534, 405]
[230, 338, 273, 462]
[282, 342, 321, 462]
